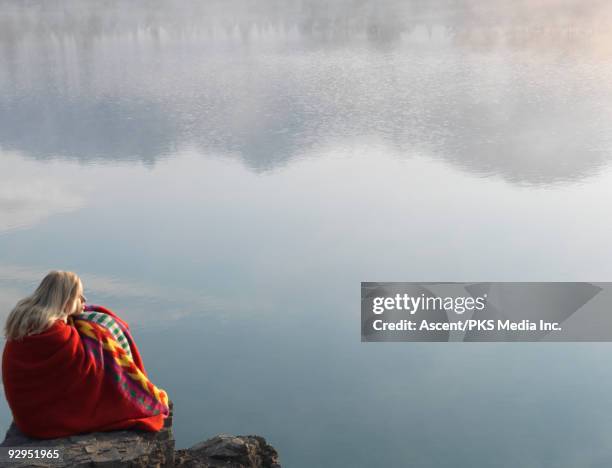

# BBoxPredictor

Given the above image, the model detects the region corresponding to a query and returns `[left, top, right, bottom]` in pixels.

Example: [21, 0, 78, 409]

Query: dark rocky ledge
[0, 404, 280, 468]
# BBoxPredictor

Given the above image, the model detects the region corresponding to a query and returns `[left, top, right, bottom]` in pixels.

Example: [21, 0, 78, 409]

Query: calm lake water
[3, 1, 612, 466]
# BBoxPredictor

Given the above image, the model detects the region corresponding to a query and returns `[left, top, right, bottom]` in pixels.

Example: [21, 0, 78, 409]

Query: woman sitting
[2, 270, 169, 439]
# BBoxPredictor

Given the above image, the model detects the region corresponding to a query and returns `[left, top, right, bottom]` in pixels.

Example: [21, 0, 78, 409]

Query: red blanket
[2, 305, 169, 439]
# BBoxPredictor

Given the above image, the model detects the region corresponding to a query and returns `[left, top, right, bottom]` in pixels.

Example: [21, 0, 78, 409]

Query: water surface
[2, 1, 612, 466]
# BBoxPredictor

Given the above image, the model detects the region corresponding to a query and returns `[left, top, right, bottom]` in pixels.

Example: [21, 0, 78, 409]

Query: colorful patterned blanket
[75, 304, 170, 418]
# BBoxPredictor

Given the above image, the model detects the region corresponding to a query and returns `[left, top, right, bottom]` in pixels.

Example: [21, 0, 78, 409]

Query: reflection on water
[2, 0, 612, 183]
[2, 1, 612, 467]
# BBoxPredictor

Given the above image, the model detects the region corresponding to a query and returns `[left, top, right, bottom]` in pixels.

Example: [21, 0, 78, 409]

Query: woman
[2, 271, 169, 439]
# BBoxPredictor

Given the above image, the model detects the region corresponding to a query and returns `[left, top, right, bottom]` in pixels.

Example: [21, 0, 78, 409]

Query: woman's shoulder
[7, 320, 70, 343]
[3, 320, 76, 366]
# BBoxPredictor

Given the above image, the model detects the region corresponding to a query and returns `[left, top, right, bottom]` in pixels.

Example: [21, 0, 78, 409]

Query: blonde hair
[5, 271, 82, 340]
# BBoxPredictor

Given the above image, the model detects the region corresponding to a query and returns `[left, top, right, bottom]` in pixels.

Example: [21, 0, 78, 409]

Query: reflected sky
[2, 1, 612, 467]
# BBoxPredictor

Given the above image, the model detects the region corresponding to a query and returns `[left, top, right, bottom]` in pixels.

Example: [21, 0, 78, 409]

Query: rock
[0, 404, 280, 468]
[0, 412, 175, 468]
[175, 434, 281, 468]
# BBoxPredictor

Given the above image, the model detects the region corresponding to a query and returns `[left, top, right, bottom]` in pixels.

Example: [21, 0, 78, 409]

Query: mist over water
[2, 1, 612, 466]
